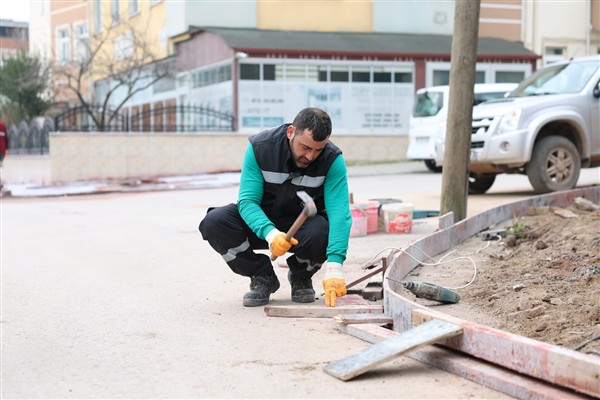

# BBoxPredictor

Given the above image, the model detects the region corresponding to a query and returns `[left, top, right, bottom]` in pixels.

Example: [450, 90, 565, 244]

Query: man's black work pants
[199, 203, 328, 280]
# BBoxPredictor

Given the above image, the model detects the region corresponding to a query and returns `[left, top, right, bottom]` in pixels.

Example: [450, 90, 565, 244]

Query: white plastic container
[382, 203, 414, 234]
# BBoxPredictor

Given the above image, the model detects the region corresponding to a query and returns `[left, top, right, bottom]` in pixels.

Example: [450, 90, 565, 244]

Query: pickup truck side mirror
[594, 81, 600, 98]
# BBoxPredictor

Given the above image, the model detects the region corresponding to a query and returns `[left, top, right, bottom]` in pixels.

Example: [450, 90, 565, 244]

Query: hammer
[270, 191, 317, 261]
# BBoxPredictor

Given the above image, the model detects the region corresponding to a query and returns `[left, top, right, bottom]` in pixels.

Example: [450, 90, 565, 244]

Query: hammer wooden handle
[270, 213, 308, 261]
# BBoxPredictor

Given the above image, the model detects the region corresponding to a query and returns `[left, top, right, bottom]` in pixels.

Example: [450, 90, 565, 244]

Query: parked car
[406, 83, 518, 172]
[435, 55, 600, 194]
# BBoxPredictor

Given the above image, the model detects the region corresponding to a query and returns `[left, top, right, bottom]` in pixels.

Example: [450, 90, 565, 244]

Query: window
[495, 71, 525, 83]
[373, 68, 392, 83]
[57, 27, 70, 63]
[240, 64, 260, 80]
[111, 0, 120, 23]
[433, 70, 484, 85]
[394, 71, 412, 83]
[263, 64, 275, 81]
[114, 31, 134, 61]
[413, 91, 443, 117]
[317, 67, 327, 82]
[514, 59, 599, 95]
[546, 47, 564, 55]
[544, 47, 566, 65]
[330, 66, 349, 82]
[239, 64, 276, 80]
[93, 0, 101, 34]
[154, 76, 175, 94]
[433, 70, 449, 86]
[74, 23, 89, 61]
[351, 66, 370, 82]
[475, 71, 485, 83]
[218, 65, 231, 82]
[129, 0, 139, 16]
[192, 63, 232, 88]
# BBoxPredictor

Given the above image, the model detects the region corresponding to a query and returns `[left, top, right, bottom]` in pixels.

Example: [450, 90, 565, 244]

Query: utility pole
[440, 0, 481, 222]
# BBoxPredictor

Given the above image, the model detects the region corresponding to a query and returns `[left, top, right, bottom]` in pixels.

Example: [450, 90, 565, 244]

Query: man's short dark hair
[292, 108, 332, 141]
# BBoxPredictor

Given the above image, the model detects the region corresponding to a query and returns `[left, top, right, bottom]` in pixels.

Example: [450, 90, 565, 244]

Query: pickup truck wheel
[468, 173, 496, 194]
[527, 136, 580, 193]
[424, 159, 443, 173]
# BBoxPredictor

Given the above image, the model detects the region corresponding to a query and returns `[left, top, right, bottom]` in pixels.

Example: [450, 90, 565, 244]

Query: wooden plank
[265, 304, 382, 318]
[264, 294, 370, 319]
[323, 319, 462, 381]
[337, 324, 589, 400]
[410, 307, 600, 398]
[336, 323, 398, 343]
[333, 313, 393, 325]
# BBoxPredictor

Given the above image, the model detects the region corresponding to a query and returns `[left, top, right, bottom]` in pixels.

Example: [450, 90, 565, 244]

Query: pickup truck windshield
[512, 60, 600, 97]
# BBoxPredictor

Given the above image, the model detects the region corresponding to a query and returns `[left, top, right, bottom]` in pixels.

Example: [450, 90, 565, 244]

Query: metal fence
[5, 105, 234, 155]
[55, 104, 234, 133]
[54, 106, 126, 132]
[6, 117, 53, 155]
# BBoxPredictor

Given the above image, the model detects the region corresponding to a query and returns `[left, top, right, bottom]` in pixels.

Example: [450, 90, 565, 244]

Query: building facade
[26, 0, 600, 134]
[49, 1, 89, 105]
[0, 19, 29, 65]
[28, 2, 51, 60]
[522, 0, 600, 66]
[170, 28, 536, 134]
[145, 0, 543, 135]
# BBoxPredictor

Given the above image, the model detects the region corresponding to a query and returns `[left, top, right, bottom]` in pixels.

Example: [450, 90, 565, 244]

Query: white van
[406, 83, 518, 172]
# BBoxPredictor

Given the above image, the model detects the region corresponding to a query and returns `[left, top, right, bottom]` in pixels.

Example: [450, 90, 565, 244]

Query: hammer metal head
[297, 191, 317, 218]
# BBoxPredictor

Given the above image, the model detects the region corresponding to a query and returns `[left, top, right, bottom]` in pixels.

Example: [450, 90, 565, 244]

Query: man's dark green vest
[249, 124, 342, 219]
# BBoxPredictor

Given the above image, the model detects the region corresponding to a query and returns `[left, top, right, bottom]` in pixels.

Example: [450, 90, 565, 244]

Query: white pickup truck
[436, 55, 600, 194]
[407, 83, 517, 172]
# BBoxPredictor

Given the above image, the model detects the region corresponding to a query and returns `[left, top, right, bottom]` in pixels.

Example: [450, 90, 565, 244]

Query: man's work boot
[288, 270, 315, 303]
[243, 272, 280, 307]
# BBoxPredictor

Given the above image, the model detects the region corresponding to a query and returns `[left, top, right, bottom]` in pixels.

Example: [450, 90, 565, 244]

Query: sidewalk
[1, 162, 425, 198]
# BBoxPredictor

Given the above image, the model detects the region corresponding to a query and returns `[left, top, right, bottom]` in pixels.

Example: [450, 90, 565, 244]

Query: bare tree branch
[53, 20, 174, 131]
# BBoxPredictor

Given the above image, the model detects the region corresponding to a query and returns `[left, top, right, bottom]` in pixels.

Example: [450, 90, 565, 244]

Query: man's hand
[323, 262, 346, 307]
[266, 229, 298, 257]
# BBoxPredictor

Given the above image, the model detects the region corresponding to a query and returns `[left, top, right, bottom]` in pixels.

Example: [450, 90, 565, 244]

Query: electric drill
[400, 280, 461, 304]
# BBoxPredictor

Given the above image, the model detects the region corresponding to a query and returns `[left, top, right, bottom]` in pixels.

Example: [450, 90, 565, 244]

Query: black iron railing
[55, 106, 126, 132]
[55, 104, 234, 133]
[6, 117, 53, 155]
[129, 105, 234, 132]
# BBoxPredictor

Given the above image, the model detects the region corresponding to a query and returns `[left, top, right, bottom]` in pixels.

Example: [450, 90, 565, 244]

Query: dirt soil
[395, 198, 600, 355]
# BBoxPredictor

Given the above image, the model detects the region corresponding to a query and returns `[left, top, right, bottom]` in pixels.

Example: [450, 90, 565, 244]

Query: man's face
[287, 125, 328, 168]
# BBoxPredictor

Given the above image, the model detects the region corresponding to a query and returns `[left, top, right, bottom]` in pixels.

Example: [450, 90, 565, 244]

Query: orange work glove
[266, 229, 298, 257]
[323, 262, 346, 307]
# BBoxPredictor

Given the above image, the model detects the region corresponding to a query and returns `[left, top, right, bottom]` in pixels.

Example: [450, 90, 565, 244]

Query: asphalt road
[2, 162, 598, 399]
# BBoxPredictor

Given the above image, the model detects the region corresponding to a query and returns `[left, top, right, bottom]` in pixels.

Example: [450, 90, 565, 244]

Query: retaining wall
[2, 132, 408, 184]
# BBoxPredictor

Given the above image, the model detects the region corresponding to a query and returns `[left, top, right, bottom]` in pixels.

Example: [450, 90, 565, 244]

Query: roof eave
[234, 47, 539, 61]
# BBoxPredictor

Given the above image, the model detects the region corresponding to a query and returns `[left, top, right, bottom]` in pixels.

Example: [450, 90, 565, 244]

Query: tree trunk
[440, 0, 481, 222]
